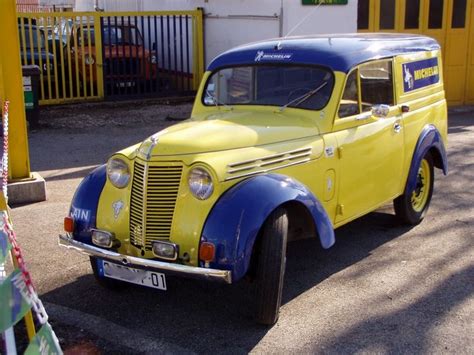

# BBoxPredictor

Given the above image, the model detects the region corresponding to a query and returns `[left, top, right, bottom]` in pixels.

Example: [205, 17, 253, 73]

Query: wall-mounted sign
[302, 0, 348, 4]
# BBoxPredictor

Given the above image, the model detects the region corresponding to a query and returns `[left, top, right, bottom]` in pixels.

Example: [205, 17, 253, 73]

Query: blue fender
[201, 174, 335, 282]
[405, 125, 448, 194]
[69, 165, 106, 243]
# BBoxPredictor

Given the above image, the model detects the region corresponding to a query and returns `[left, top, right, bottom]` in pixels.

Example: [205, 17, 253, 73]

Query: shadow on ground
[43, 211, 417, 353]
[35, 108, 474, 352]
[317, 264, 473, 353]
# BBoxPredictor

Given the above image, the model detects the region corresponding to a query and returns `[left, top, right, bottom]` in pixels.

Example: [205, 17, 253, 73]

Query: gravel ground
[37, 99, 193, 130]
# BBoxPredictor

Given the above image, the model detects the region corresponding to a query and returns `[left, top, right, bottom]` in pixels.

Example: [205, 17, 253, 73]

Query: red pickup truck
[69, 22, 157, 94]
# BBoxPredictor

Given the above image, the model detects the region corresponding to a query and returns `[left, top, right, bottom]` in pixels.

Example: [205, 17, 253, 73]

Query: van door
[334, 59, 404, 224]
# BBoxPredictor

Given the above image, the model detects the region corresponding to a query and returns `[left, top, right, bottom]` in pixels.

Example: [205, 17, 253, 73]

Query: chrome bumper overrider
[58, 234, 232, 284]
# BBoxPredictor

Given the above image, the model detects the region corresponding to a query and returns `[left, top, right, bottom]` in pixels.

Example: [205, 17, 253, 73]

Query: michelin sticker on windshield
[255, 51, 293, 62]
[403, 57, 440, 93]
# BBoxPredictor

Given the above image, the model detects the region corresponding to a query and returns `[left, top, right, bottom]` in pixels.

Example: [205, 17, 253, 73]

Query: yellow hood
[139, 111, 320, 157]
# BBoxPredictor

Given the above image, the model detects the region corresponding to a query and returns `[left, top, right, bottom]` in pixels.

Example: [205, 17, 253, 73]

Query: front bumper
[58, 234, 232, 284]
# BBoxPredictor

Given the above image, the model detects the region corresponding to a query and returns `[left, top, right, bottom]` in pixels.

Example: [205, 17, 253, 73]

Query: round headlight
[188, 167, 214, 200]
[107, 158, 130, 189]
[85, 54, 95, 65]
[150, 55, 157, 64]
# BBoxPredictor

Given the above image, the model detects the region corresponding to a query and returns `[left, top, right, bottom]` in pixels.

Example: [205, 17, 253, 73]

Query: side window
[338, 70, 360, 118]
[359, 60, 394, 111]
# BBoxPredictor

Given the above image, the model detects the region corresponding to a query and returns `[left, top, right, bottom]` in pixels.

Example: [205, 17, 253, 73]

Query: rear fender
[201, 174, 335, 282]
[405, 125, 448, 194]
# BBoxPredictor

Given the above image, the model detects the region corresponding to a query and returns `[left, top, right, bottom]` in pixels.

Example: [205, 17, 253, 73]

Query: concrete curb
[8, 172, 46, 205]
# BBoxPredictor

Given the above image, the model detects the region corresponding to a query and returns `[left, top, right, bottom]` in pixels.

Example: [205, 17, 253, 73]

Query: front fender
[201, 174, 335, 282]
[69, 164, 106, 243]
[405, 125, 448, 194]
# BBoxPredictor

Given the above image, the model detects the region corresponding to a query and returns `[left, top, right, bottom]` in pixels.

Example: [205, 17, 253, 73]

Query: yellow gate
[358, 0, 474, 105]
[16, 10, 204, 105]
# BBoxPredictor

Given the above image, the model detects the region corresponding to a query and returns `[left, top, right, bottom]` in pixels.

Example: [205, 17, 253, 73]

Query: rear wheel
[89, 256, 126, 290]
[255, 207, 288, 325]
[394, 153, 434, 225]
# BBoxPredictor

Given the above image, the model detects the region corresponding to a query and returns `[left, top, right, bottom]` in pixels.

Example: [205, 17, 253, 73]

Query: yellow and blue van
[60, 33, 448, 325]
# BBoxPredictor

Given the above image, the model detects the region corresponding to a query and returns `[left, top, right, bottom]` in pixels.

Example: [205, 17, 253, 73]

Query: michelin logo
[255, 50, 293, 62]
[112, 200, 124, 220]
[403, 58, 440, 93]
[404, 65, 414, 90]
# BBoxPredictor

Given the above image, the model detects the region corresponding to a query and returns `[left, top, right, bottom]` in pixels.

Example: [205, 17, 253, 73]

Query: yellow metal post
[196, 8, 205, 86]
[0, 0, 31, 180]
[94, 13, 105, 99]
[193, 8, 205, 90]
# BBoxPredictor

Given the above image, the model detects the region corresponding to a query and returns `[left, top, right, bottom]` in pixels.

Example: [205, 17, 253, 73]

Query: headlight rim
[107, 156, 130, 189]
[188, 166, 215, 200]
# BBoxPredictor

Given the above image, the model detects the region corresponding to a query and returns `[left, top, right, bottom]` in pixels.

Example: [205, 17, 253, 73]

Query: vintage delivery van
[60, 34, 448, 325]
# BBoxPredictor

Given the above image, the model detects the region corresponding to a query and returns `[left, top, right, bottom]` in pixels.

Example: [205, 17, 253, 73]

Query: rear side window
[338, 60, 394, 118]
[359, 60, 394, 111]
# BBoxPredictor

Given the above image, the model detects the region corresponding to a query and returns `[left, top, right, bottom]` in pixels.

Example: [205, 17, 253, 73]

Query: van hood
[138, 111, 320, 157]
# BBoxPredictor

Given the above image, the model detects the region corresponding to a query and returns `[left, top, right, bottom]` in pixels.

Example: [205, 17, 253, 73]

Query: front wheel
[394, 153, 434, 225]
[254, 207, 288, 325]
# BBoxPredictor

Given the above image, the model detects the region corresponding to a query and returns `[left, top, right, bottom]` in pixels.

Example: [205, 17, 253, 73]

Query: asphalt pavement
[8, 103, 474, 354]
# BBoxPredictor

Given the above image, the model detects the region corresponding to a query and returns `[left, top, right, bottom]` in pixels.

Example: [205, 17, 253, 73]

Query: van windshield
[77, 26, 144, 46]
[203, 65, 334, 110]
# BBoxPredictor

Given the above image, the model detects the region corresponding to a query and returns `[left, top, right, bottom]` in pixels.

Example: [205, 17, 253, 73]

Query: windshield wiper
[279, 81, 328, 112]
[205, 90, 233, 111]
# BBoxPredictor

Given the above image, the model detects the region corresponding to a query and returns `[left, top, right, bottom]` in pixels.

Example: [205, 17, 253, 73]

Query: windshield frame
[201, 63, 335, 111]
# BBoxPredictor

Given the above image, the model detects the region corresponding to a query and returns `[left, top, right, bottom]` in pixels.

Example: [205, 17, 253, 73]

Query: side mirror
[371, 104, 390, 118]
[152, 42, 157, 51]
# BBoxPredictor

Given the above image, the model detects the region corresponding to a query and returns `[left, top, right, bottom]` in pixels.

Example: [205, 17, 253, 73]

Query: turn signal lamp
[64, 216, 74, 233]
[199, 242, 215, 262]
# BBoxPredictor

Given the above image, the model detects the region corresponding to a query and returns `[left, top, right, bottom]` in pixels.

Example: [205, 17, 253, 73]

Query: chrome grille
[129, 161, 182, 249]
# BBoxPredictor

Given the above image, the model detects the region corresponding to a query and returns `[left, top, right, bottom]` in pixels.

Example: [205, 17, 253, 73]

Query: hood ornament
[138, 130, 167, 160]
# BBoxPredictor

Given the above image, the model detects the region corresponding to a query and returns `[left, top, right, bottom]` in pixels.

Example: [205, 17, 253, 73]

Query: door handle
[393, 122, 402, 133]
[355, 112, 371, 121]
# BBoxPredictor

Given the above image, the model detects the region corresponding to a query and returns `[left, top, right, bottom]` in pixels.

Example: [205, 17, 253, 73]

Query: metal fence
[16, 10, 204, 105]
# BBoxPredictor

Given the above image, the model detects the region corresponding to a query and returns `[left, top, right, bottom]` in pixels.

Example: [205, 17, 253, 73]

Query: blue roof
[207, 33, 440, 73]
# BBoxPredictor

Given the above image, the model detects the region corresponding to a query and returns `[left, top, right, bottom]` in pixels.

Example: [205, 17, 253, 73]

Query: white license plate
[101, 260, 167, 290]
[117, 81, 135, 88]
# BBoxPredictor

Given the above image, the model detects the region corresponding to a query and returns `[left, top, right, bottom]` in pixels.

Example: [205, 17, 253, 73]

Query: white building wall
[40, 0, 75, 8]
[75, 0, 357, 66]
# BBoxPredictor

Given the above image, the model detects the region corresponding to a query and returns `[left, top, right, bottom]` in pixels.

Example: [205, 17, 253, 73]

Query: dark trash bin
[22, 65, 41, 128]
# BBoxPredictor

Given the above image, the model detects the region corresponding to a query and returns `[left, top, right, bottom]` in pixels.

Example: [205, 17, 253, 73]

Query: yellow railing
[17, 9, 204, 105]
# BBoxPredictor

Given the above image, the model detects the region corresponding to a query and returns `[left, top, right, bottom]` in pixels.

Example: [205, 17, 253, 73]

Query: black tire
[89, 256, 126, 290]
[394, 153, 434, 225]
[255, 207, 288, 325]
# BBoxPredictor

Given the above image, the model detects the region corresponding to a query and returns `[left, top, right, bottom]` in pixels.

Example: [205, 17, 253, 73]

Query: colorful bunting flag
[0, 269, 32, 333]
[25, 323, 62, 355]
[0, 229, 11, 265]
